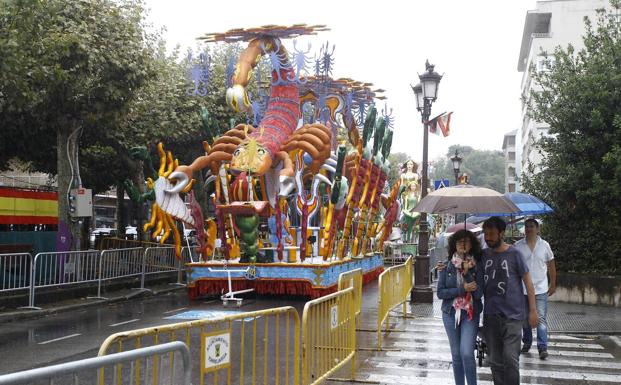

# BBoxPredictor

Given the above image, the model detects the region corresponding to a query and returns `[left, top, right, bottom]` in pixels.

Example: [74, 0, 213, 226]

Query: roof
[518, 11, 552, 71]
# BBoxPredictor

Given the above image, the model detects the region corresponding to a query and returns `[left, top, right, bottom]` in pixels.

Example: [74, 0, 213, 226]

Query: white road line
[163, 307, 188, 314]
[384, 351, 621, 370]
[366, 374, 547, 385]
[548, 334, 596, 341]
[611, 336, 621, 348]
[374, 362, 621, 383]
[109, 319, 140, 327]
[38, 333, 81, 345]
[546, 341, 604, 349]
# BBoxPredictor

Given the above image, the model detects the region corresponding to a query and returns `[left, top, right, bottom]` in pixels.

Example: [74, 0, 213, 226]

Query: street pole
[411, 99, 433, 303]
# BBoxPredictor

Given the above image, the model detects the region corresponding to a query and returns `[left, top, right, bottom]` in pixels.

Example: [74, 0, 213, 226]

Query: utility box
[69, 188, 93, 217]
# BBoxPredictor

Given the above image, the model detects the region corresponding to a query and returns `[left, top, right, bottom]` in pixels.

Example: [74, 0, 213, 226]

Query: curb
[0, 286, 185, 325]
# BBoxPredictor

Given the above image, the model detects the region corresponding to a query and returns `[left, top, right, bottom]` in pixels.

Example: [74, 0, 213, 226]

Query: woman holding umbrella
[437, 229, 484, 385]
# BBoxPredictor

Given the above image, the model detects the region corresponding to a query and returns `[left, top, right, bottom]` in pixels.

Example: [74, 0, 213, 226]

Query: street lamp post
[410, 61, 442, 303]
[450, 149, 462, 186]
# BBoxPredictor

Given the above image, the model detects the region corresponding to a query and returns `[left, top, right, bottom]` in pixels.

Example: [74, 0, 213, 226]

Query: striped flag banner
[427, 111, 453, 137]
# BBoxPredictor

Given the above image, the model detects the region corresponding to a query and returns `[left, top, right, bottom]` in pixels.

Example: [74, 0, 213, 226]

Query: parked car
[89, 227, 117, 248]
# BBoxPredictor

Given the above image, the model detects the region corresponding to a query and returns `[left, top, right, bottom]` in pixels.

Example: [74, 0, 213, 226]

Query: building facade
[502, 130, 518, 193]
[517, 0, 608, 182]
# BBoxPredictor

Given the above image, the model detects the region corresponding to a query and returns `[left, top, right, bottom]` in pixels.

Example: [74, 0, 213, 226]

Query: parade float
[144, 25, 402, 300]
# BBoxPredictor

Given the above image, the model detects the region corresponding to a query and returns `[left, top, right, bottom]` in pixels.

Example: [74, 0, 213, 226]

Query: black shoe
[539, 349, 548, 360]
[520, 344, 531, 354]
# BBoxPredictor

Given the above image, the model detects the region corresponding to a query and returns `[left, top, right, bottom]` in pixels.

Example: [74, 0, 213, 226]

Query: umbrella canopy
[504, 192, 553, 215]
[445, 222, 482, 234]
[413, 185, 520, 215]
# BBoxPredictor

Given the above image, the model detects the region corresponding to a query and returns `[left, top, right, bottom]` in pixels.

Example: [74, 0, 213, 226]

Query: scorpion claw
[166, 171, 189, 194]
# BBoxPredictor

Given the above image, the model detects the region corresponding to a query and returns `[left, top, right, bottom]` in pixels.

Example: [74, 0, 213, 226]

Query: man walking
[480, 216, 538, 385]
[514, 218, 556, 359]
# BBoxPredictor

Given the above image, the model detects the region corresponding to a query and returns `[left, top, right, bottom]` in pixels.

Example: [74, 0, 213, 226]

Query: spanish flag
[0, 188, 58, 225]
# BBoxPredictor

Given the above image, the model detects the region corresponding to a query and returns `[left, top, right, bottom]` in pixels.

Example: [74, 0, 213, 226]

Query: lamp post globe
[450, 149, 462, 186]
[411, 83, 424, 112]
[419, 60, 442, 101]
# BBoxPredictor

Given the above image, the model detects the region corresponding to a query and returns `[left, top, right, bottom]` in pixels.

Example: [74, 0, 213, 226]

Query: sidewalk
[328, 280, 621, 384]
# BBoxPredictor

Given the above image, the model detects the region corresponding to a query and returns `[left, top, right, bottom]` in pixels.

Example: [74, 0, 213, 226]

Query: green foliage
[430, 145, 505, 192]
[522, 1, 621, 275]
[387, 152, 409, 188]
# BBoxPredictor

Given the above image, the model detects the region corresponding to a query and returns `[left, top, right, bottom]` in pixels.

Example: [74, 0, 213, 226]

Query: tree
[522, 1, 621, 274]
[0, 0, 156, 247]
[430, 145, 504, 192]
[387, 152, 410, 188]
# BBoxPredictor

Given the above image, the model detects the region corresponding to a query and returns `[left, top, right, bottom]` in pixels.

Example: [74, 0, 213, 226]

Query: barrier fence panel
[140, 247, 178, 290]
[0, 253, 32, 298]
[302, 286, 356, 385]
[376, 256, 413, 349]
[337, 268, 362, 320]
[93, 247, 143, 299]
[28, 250, 100, 308]
[0, 341, 190, 385]
[181, 246, 199, 264]
[99, 306, 300, 385]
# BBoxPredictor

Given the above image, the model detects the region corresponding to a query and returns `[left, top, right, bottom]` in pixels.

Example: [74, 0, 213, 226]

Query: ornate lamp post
[450, 149, 462, 186]
[410, 61, 442, 303]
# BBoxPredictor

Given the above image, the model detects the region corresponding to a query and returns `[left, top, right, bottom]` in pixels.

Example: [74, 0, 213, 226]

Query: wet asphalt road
[0, 291, 307, 375]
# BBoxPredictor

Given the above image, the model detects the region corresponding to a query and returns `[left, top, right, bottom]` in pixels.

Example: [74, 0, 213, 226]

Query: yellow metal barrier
[377, 256, 413, 349]
[337, 268, 362, 320]
[99, 306, 299, 385]
[302, 286, 357, 385]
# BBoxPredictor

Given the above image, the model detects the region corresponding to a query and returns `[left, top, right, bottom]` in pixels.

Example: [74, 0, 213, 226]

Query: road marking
[384, 350, 621, 370]
[374, 362, 621, 383]
[38, 333, 81, 345]
[546, 341, 604, 349]
[366, 374, 547, 385]
[109, 319, 140, 327]
[163, 307, 188, 314]
[611, 336, 621, 348]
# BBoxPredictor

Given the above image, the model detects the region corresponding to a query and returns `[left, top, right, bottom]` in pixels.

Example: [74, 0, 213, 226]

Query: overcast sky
[143, 0, 536, 163]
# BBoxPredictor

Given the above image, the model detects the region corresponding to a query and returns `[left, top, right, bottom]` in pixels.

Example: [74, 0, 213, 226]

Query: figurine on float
[399, 160, 421, 243]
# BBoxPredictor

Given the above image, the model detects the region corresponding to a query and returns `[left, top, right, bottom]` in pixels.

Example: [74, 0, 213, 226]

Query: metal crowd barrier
[1, 246, 186, 308]
[0, 253, 32, 297]
[25, 250, 100, 309]
[302, 286, 357, 385]
[337, 268, 362, 320]
[93, 247, 144, 299]
[140, 247, 180, 290]
[0, 341, 190, 385]
[376, 256, 414, 349]
[99, 306, 300, 385]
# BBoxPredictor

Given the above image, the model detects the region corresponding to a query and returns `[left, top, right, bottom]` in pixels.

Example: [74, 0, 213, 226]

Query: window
[536, 55, 555, 72]
[508, 183, 516, 193]
[508, 152, 516, 162]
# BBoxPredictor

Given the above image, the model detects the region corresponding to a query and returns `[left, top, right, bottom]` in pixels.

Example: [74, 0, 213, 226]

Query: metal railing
[0, 253, 32, 295]
[1, 247, 185, 308]
[0, 341, 190, 385]
[99, 306, 300, 385]
[337, 268, 362, 320]
[376, 256, 413, 349]
[93, 247, 144, 299]
[26, 250, 100, 309]
[302, 286, 357, 385]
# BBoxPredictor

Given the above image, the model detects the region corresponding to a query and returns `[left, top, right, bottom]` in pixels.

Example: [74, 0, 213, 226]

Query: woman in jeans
[437, 229, 484, 385]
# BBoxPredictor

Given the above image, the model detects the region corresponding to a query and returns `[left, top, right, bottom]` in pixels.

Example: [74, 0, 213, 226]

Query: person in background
[514, 218, 556, 359]
[437, 230, 484, 385]
[481, 216, 538, 385]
